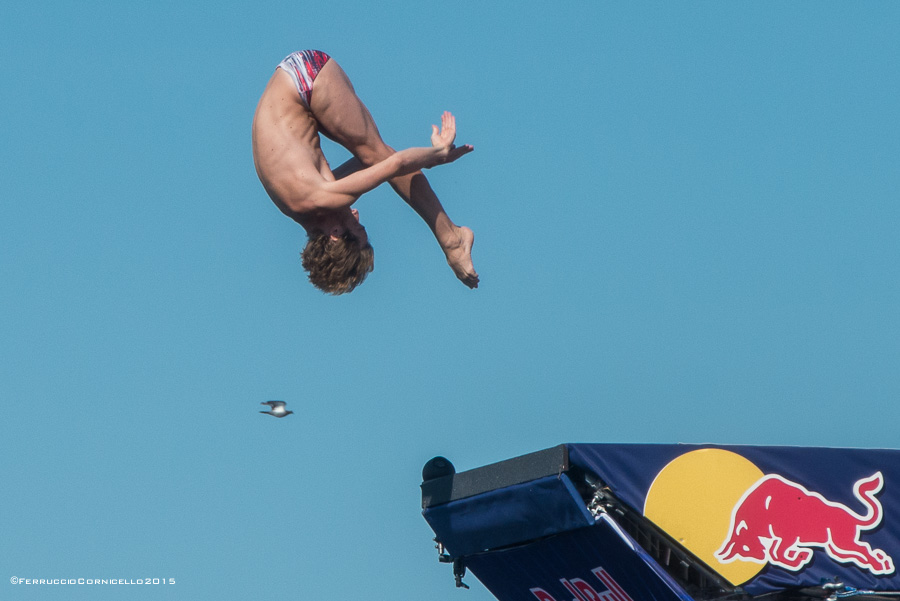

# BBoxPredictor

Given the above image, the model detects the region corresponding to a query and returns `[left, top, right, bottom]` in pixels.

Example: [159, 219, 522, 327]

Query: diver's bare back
[251, 68, 331, 228]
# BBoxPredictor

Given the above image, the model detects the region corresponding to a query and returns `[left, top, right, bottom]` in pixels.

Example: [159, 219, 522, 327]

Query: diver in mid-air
[252, 50, 477, 294]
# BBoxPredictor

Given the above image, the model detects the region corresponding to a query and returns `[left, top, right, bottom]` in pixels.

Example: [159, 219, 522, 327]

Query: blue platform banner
[566, 444, 900, 595]
[465, 514, 694, 601]
[422, 473, 595, 558]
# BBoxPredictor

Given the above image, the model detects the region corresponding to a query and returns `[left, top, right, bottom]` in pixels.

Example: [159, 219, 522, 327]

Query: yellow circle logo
[643, 449, 765, 585]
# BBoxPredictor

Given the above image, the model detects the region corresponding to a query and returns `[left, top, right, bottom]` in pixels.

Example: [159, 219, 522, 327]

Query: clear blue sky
[2, 1, 899, 599]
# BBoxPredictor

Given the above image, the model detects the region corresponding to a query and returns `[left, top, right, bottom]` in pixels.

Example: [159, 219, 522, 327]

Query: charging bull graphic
[715, 472, 895, 575]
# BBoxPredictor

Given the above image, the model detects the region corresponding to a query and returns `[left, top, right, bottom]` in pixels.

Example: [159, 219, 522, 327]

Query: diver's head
[301, 208, 373, 294]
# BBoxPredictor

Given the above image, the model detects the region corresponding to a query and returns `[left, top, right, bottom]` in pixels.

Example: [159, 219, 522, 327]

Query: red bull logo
[715, 471, 895, 575]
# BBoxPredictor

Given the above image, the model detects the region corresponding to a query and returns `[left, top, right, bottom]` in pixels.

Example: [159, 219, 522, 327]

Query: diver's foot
[443, 226, 479, 289]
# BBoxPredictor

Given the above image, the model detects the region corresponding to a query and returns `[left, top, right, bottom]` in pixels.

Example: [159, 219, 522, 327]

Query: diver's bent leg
[311, 60, 478, 287]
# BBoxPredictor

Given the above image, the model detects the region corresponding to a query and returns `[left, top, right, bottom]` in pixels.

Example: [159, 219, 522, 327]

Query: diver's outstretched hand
[430, 111, 474, 165]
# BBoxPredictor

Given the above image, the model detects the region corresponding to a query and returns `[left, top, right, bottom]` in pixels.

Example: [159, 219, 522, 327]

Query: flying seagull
[260, 400, 293, 418]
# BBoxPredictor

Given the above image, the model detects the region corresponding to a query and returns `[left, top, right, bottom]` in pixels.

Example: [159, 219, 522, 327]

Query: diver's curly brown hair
[301, 232, 374, 295]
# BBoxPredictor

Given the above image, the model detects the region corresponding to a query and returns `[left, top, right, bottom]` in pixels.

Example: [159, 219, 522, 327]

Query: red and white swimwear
[276, 50, 331, 107]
